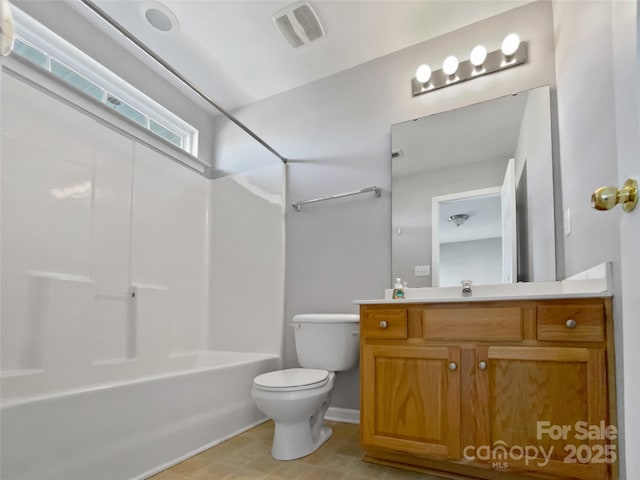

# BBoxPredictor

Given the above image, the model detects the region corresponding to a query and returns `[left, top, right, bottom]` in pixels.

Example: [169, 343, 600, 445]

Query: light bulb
[501, 33, 520, 56]
[470, 45, 487, 67]
[442, 56, 459, 76]
[415, 64, 432, 84]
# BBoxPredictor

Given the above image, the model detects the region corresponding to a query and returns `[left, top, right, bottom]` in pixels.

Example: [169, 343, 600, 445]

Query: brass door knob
[591, 179, 638, 212]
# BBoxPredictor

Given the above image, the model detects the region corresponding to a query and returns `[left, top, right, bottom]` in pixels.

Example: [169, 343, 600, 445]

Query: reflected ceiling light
[442, 56, 459, 77]
[501, 33, 521, 57]
[448, 214, 469, 227]
[411, 34, 528, 97]
[470, 45, 487, 67]
[415, 64, 432, 84]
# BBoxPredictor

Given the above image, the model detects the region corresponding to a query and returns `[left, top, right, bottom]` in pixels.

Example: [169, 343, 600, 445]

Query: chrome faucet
[461, 280, 473, 297]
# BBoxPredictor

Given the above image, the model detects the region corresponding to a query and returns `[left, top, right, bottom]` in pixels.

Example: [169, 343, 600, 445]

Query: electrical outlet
[564, 208, 571, 237]
[415, 265, 430, 277]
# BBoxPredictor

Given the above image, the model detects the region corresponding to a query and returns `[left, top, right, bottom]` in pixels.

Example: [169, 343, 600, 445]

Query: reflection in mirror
[436, 192, 503, 287]
[392, 86, 555, 287]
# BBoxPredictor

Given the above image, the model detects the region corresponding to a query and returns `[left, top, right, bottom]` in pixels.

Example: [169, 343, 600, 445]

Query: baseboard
[325, 407, 360, 424]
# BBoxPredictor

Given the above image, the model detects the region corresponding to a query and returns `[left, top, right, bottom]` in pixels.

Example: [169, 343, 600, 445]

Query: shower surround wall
[1, 71, 209, 390]
[208, 164, 286, 356]
[0, 64, 285, 478]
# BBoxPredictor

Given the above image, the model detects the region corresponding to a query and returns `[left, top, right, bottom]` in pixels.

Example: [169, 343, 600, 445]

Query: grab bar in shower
[292, 186, 381, 212]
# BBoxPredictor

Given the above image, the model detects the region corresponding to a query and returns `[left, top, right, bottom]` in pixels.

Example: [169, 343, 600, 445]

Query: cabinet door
[476, 346, 609, 480]
[361, 345, 460, 459]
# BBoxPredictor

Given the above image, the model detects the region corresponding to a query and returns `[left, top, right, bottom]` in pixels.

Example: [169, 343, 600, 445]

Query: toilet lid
[253, 368, 330, 391]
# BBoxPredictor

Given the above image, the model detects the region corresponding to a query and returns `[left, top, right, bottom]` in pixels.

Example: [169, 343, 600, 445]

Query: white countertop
[354, 263, 613, 305]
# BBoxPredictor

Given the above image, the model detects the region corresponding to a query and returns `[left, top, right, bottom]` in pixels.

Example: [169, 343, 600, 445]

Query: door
[613, 2, 639, 478]
[361, 345, 460, 459]
[476, 346, 608, 480]
[501, 158, 517, 283]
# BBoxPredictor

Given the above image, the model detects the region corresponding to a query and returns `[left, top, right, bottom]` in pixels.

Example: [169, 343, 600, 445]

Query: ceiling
[439, 194, 502, 243]
[74, 0, 532, 111]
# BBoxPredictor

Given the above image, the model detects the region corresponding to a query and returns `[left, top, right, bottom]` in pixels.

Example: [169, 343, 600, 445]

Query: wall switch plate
[564, 208, 571, 237]
[415, 265, 430, 277]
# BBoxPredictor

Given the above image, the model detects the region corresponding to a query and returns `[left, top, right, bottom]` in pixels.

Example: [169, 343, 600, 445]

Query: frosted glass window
[106, 94, 147, 127]
[51, 59, 104, 102]
[150, 119, 182, 148]
[10, 12, 198, 156]
[13, 38, 47, 68]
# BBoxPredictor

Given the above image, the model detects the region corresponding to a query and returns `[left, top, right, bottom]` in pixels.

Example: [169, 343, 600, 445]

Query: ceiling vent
[272, 1, 324, 48]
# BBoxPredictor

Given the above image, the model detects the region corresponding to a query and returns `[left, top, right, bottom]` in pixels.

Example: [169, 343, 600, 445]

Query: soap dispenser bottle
[392, 278, 405, 299]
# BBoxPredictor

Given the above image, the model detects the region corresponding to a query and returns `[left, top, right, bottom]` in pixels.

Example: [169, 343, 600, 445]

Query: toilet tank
[292, 314, 360, 371]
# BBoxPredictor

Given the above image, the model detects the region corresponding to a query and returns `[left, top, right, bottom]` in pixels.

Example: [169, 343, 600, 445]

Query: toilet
[251, 313, 360, 460]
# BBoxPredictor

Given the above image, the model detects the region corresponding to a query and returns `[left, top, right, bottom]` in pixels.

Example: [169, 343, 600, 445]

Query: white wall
[208, 164, 286, 356]
[439, 238, 502, 287]
[552, 1, 637, 477]
[514, 86, 555, 282]
[552, 2, 620, 278]
[392, 157, 508, 287]
[1, 69, 209, 395]
[219, 1, 557, 409]
[208, 111, 286, 178]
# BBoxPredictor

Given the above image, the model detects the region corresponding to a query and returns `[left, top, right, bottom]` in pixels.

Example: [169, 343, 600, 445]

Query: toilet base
[271, 424, 333, 461]
[251, 371, 337, 461]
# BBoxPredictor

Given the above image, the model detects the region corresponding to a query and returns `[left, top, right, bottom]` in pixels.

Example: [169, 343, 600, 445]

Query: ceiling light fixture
[442, 55, 459, 78]
[411, 33, 527, 97]
[501, 33, 521, 57]
[415, 64, 432, 84]
[470, 45, 487, 68]
[448, 214, 469, 227]
[140, 1, 179, 33]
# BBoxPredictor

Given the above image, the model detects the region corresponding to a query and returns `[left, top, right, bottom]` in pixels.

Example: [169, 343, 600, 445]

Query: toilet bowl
[251, 368, 335, 460]
[250, 313, 359, 460]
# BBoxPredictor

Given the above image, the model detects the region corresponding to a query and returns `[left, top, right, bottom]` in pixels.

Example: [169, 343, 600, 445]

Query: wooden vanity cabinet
[360, 298, 616, 480]
[361, 344, 461, 458]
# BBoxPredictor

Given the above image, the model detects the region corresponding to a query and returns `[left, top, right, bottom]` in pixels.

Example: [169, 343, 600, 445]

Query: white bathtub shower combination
[1, 352, 280, 480]
[1, 69, 286, 480]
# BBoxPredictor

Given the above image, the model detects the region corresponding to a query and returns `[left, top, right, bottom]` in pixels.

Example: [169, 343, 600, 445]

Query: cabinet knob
[478, 361, 487, 370]
[448, 362, 458, 371]
[565, 319, 577, 329]
[379, 320, 388, 329]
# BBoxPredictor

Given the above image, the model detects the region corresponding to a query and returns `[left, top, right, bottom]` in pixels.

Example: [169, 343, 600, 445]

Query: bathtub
[0, 351, 281, 480]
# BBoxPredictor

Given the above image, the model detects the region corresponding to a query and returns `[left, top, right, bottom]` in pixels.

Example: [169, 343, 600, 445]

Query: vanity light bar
[411, 41, 528, 97]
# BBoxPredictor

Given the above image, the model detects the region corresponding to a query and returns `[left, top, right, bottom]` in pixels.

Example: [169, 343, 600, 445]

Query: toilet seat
[253, 368, 329, 392]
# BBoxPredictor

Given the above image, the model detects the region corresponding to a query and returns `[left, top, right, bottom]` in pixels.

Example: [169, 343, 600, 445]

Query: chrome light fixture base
[448, 214, 469, 227]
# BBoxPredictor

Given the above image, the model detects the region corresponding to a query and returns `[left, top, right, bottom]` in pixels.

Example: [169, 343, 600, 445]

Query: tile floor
[150, 421, 441, 480]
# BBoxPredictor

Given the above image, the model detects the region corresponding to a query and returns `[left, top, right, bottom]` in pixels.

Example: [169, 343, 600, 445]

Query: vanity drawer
[362, 309, 407, 339]
[537, 304, 605, 342]
[422, 307, 523, 341]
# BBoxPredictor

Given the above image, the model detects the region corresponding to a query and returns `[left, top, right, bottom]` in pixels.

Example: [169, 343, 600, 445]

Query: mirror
[392, 86, 555, 287]
[432, 157, 516, 287]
